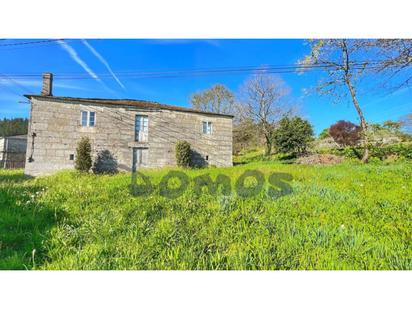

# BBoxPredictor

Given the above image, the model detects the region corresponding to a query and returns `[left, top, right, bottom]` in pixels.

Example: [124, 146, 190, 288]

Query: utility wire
[0, 62, 383, 81]
[0, 73, 34, 94]
[0, 39, 68, 51]
[0, 39, 65, 47]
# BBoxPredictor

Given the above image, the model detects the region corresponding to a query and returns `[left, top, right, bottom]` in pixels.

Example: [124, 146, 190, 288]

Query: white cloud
[0, 79, 88, 93]
[58, 40, 119, 97]
[0, 79, 40, 88]
[82, 39, 126, 90]
[57, 40, 100, 81]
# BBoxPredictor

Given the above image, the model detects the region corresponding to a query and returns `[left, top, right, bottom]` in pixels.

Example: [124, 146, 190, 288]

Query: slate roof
[24, 95, 234, 118]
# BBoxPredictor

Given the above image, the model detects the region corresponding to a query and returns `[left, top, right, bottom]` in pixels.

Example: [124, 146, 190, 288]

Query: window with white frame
[202, 121, 212, 134]
[135, 115, 148, 141]
[81, 111, 96, 127]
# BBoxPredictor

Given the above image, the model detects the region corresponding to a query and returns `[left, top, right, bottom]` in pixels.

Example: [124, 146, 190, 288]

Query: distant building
[0, 135, 27, 169]
[24, 73, 233, 176]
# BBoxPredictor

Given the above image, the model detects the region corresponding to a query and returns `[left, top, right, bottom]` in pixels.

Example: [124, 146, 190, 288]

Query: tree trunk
[264, 134, 272, 156]
[345, 78, 369, 163]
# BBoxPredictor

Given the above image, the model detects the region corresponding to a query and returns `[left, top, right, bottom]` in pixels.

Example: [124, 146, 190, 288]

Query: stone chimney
[41, 72, 53, 96]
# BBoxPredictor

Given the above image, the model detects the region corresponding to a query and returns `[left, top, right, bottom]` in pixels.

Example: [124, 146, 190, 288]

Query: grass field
[1, 161, 411, 270]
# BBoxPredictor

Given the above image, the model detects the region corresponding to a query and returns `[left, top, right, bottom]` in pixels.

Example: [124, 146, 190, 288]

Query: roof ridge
[24, 94, 234, 118]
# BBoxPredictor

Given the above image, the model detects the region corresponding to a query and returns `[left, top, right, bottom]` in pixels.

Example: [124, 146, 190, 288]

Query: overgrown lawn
[0, 161, 411, 270]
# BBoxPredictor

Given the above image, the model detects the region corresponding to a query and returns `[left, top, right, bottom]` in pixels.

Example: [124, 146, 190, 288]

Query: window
[89, 112, 95, 127]
[81, 111, 88, 126]
[69, 154, 74, 160]
[202, 121, 212, 134]
[135, 115, 148, 141]
[81, 111, 96, 127]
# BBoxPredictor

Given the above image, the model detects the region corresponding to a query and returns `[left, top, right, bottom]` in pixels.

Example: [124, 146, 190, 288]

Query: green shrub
[92, 150, 118, 174]
[75, 137, 92, 172]
[273, 117, 314, 156]
[175, 140, 191, 167]
[330, 143, 412, 160]
[369, 143, 412, 160]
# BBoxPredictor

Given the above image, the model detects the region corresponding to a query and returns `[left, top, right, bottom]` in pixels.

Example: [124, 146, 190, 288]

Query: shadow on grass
[0, 170, 33, 184]
[0, 182, 58, 270]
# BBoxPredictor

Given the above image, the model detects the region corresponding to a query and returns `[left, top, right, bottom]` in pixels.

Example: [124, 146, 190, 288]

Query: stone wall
[25, 97, 233, 176]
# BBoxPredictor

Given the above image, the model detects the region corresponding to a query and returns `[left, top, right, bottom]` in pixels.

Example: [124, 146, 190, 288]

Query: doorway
[132, 147, 148, 172]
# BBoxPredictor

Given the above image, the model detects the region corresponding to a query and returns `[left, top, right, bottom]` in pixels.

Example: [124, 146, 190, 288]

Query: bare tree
[400, 113, 412, 134]
[373, 39, 412, 90]
[300, 39, 371, 162]
[190, 84, 235, 114]
[238, 73, 292, 156]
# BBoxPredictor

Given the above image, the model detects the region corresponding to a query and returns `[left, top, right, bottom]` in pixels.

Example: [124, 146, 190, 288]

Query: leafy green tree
[0, 118, 28, 137]
[273, 117, 314, 156]
[75, 137, 92, 172]
[175, 140, 191, 168]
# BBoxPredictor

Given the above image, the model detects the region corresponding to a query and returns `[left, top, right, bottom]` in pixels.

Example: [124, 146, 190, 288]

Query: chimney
[41, 72, 53, 96]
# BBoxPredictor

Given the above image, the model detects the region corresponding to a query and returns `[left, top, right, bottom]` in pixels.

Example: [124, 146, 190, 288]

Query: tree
[400, 113, 412, 135]
[232, 119, 260, 154]
[75, 137, 92, 172]
[372, 39, 412, 90]
[238, 73, 292, 156]
[300, 39, 371, 162]
[273, 116, 314, 156]
[175, 140, 191, 167]
[329, 120, 361, 147]
[383, 120, 401, 132]
[190, 84, 235, 114]
[0, 118, 28, 137]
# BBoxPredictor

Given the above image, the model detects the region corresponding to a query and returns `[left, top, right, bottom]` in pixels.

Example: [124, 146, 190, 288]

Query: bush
[75, 137, 92, 172]
[330, 143, 412, 160]
[329, 120, 361, 146]
[273, 117, 314, 156]
[175, 141, 191, 167]
[92, 149, 118, 174]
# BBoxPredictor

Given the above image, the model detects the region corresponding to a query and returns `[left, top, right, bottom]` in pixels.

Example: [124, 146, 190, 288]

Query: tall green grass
[1, 161, 411, 270]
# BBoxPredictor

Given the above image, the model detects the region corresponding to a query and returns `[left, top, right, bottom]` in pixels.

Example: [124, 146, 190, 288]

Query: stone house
[0, 135, 27, 169]
[24, 73, 233, 176]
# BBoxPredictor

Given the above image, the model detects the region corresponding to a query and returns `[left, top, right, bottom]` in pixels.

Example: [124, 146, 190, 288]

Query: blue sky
[0, 39, 411, 135]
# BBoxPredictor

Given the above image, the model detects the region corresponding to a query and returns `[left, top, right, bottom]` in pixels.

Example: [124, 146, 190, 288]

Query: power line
[0, 39, 69, 51]
[0, 73, 34, 94]
[0, 62, 383, 81]
[0, 39, 64, 47]
[0, 83, 22, 97]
